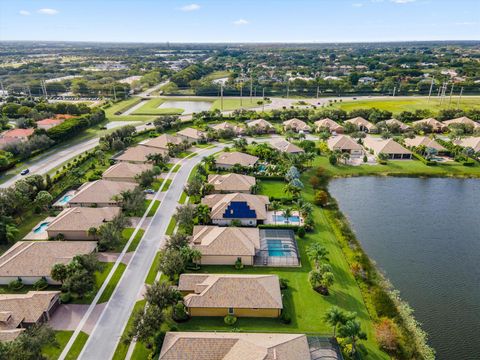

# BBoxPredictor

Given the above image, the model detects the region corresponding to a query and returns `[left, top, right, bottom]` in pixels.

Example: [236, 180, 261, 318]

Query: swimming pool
[33, 222, 50, 234]
[273, 215, 301, 224]
[58, 194, 72, 205]
[267, 239, 293, 257]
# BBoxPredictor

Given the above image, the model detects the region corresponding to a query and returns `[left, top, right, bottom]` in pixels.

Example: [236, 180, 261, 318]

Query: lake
[329, 177, 480, 360]
[158, 100, 212, 114]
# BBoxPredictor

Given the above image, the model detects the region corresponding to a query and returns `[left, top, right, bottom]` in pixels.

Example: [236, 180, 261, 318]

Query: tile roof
[454, 137, 480, 152]
[404, 136, 446, 151]
[69, 180, 136, 205]
[246, 119, 273, 129]
[191, 226, 260, 256]
[208, 173, 256, 192]
[314, 118, 344, 132]
[210, 122, 245, 134]
[216, 152, 259, 167]
[283, 118, 311, 131]
[159, 332, 311, 360]
[385, 118, 411, 131]
[0, 291, 60, 341]
[102, 162, 152, 180]
[142, 134, 183, 150]
[443, 116, 480, 128]
[1, 128, 35, 139]
[0, 241, 97, 278]
[179, 274, 283, 310]
[270, 139, 304, 153]
[201, 193, 269, 220]
[363, 136, 412, 155]
[36, 118, 64, 126]
[327, 135, 363, 151]
[47, 207, 121, 232]
[345, 117, 377, 131]
[412, 118, 446, 130]
[115, 145, 167, 163]
[177, 127, 206, 140]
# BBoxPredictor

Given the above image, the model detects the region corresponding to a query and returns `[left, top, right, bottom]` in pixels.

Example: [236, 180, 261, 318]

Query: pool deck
[52, 190, 77, 208]
[23, 216, 56, 240]
[264, 210, 304, 226]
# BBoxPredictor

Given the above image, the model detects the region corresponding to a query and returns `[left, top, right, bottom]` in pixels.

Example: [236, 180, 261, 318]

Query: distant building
[114, 145, 167, 164]
[314, 118, 344, 134]
[270, 139, 304, 154]
[345, 117, 377, 133]
[177, 127, 206, 143]
[102, 163, 152, 183]
[283, 118, 311, 133]
[411, 118, 447, 133]
[358, 76, 377, 84]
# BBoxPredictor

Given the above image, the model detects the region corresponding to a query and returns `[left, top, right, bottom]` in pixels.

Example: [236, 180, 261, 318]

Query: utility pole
[286, 83, 289, 99]
[262, 87, 265, 99]
[457, 87, 464, 108]
[240, 84, 243, 107]
[250, 76, 253, 103]
[427, 77, 434, 103]
[220, 83, 224, 111]
[112, 85, 117, 101]
[316, 86, 319, 99]
[392, 86, 396, 97]
[448, 84, 454, 107]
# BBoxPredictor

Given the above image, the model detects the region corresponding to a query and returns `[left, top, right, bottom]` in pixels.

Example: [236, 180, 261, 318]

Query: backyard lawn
[332, 96, 480, 114]
[258, 179, 291, 199]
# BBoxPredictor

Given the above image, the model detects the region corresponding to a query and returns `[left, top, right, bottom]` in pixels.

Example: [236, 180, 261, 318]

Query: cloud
[233, 19, 249, 25]
[179, 4, 200, 11]
[19, 10, 31, 16]
[352, 3, 364, 7]
[391, 0, 416, 3]
[37, 8, 59, 15]
[454, 21, 477, 26]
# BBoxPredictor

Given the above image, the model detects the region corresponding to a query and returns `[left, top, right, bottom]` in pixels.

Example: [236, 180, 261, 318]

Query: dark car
[20, 169, 30, 176]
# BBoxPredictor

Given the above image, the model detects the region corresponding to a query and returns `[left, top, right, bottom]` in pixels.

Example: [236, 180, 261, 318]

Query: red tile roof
[2, 128, 34, 138]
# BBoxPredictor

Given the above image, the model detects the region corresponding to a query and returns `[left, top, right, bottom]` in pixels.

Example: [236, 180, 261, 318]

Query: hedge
[47, 109, 105, 142]
[412, 152, 437, 166]
[258, 224, 305, 233]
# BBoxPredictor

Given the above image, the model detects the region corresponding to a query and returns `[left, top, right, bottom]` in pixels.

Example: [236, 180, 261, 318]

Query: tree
[136, 169, 156, 188]
[338, 319, 367, 356]
[158, 248, 186, 280]
[195, 204, 211, 225]
[0, 325, 57, 360]
[0, 215, 18, 244]
[314, 190, 329, 207]
[34, 190, 53, 211]
[120, 187, 146, 215]
[340, 152, 350, 165]
[97, 222, 122, 251]
[306, 243, 329, 267]
[270, 201, 280, 225]
[283, 208, 293, 225]
[184, 177, 203, 197]
[51, 263, 69, 285]
[145, 281, 181, 310]
[324, 306, 348, 337]
[129, 304, 164, 344]
[329, 153, 338, 165]
[165, 232, 189, 250]
[87, 227, 98, 240]
[173, 204, 196, 234]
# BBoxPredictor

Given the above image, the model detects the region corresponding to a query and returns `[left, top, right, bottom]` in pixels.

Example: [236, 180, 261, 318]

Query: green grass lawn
[171, 164, 181, 173]
[131, 341, 151, 360]
[314, 155, 480, 177]
[72, 262, 114, 304]
[112, 300, 147, 360]
[257, 179, 292, 199]
[145, 252, 161, 285]
[165, 218, 176, 236]
[203, 70, 231, 81]
[211, 97, 268, 111]
[331, 96, 480, 114]
[44, 331, 89, 360]
[177, 151, 193, 158]
[178, 191, 188, 204]
[65, 331, 89, 360]
[124, 228, 145, 252]
[104, 98, 155, 121]
[131, 98, 184, 116]
[160, 178, 172, 191]
[146, 200, 161, 217]
[151, 179, 163, 191]
[98, 262, 127, 303]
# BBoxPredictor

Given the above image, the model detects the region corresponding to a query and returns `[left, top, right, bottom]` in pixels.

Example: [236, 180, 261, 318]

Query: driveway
[49, 303, 106, 335]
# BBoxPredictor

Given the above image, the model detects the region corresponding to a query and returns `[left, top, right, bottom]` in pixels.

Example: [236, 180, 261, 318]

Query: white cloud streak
[233, 19, 249, 26]
[37, 8, 59, 15]
[180, 4, 200, 11]
[19, 10, 31, 16]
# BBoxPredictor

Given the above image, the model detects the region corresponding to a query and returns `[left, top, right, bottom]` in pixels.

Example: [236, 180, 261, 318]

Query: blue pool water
[267, 239, 291, 257]
[58, 194, 72, 205]
[273, 215, 300, 223]
[33, 222, 50, 234]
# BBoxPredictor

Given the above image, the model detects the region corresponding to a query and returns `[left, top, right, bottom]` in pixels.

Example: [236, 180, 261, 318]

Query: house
[114, 145, 167, 164]
[201, 193, 269, 226]
[190, 226, 260, 265]
[404, 136, 447, 153]
[345, 117, 377, 133]
[36, 118, 64, 130]
[68, 180, 136, 207]
[46, 207, 121, 240]
[327, 135, 364, 155]
[215, 151, 259, 170]
[358, 76, 377, 84]
[0, 291, 61, 342]
[1, 128, 35, 141]
[283, 118, 311, 133]
[0, 241, 97, 285]
[207, 173, 256, 193]
[102, 162, 152, 182]
[177, 127, 206, 143]
[245, 119, 275, 133]
[453, 137, 480, 152]
[385, 119, 411, 132]
[178, 274, 282, 318]
[443, 116, 480, 129]
[363, 136, 412, 159]
[412, 118, 447, 133]
[142, 134, 184, 150]
[314, 118, 344, 133]
[270, 139, 305, 154]
[159, 332, 312, 360]
[210, 122, 245, 135]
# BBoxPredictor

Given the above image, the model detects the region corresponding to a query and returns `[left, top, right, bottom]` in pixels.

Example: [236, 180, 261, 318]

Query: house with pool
[363, 136, 412, 160]
[114, 145, 168, 164]
[68, 180, 136, 207]
[178, 274, 283, 318]
[201, 193, 269, 226]
[270, 139, 305, 154]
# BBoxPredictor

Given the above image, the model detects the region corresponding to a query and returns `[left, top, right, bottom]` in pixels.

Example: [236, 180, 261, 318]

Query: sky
[1, 0, 479, 43]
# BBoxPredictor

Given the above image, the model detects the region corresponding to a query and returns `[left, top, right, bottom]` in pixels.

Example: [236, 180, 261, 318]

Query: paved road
[77, 146, 221, 360]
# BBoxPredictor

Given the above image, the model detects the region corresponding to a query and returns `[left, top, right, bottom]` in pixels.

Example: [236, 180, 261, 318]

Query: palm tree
[341, 152, 350, 165]
[338, 319, 367, 356]
[308, 269, 322, 289]
[283, 208, 293, 225]
[87, 227, 98, 241]
[195, 204, 211, 225]
[324, 306, 347, 337]
[270, 201, 280, 225]
[306, 243, 329, 268]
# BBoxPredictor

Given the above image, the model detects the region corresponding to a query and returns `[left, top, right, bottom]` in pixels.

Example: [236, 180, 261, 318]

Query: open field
[203, 70, 231, 81]
[211, 97, 267, 111]
[331, 96, 480, 114]
[104, 98, 155, 121]
[131, 98, 184, 116]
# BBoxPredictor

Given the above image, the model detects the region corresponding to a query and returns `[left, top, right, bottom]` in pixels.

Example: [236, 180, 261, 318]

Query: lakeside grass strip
[98, 263, 127, 303]
[112, 300, 147, 360]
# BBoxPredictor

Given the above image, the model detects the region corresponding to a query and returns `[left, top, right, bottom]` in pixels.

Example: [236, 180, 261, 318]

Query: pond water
[158, 100, 212, 114]
[329, 177, 480, 360]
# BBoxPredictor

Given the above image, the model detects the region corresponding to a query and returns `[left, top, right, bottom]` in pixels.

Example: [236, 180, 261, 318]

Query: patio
[264, 210, 304, 226]
[23, 216, 56, 240]
[254, 229, 300, 267]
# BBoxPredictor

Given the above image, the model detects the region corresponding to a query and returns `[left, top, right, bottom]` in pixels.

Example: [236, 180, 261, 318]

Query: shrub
[373, 288, 398, 319]
[297, 227, 306, 238]
[172, 301, 189, 322]
[279, 278, 288, 290]
[224, 315, 237, 326]
[328, 154, 337, 165]
[314, 190, 329, 207]
[33, 277, 48, 291]
[234, 257, 244, 270]
[280, 311, 291, 324]
[8, 278, 23, 291]
[375, 318, 400, 354]
[60, 292, 72, 303]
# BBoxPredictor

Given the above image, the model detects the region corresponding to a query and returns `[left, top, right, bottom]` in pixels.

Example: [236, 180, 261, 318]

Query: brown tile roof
[246, 119, 273, 129]
[345, 117, 377, 131]
[314, 118, 344, 132]
[210, 122, 245, 134]
[69, 180, 136, 205]
[216, 152, 259, 167]
[103, 162, 152, 181]
[201, 193, 269, 220]
[454, 137, 480, 152]
[283, 118, 311, 132]
[208, 173, 256, 192]
[179, 274, 283, 310]
[0, 291, 60, 341]
[443, 116, 480, 128]
[385, 118, 411, 131]
[177, 127, 205, 140]
[404, 136, 446, 151]
[159, 332, 311, 360]
[191, 226, 260, 256]
[270, 139, 304, 153]
[2, 128, 35, 139]
[327, 135, 363, 151]
[363, 136, 412, 155]
[0, 241, 97, 278]
[115, 145, 167, 163]
[142, 134, 183, 150]
[412, 118, 446, 131]
[47, 207, 121, 233]
[37, 118, 64, 126]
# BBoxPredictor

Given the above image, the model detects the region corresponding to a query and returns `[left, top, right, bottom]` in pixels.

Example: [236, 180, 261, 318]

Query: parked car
[20, 169, 30, 175]
[144, 189, 155, 194]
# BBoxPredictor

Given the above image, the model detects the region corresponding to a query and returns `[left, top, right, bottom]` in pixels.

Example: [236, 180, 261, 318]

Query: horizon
[1, 0, 480, 43]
